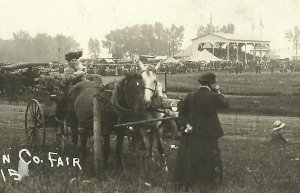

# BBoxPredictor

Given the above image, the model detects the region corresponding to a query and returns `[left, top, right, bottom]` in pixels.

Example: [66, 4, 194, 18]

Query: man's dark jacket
[179, 87, 229, 138]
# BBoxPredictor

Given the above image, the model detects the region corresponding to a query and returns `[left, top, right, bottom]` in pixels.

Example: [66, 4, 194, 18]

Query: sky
[1, 0, 300, 57]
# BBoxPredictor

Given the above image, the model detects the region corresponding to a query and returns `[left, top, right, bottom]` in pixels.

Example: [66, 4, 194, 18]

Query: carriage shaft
[114, 116, 176, 128]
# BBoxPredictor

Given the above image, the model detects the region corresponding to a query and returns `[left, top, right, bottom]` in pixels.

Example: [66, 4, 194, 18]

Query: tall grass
[0, 73, 299, 192]
[0, 137, 299, 193]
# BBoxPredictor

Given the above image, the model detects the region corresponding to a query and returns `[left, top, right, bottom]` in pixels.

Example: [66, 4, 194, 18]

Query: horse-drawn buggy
[23, 71, 104, 149]
[23, 60, 181, 171]
[0, 62, 50, 97]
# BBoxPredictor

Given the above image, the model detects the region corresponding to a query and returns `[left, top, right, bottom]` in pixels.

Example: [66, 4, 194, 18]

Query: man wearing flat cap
[174, 72, 229, 190]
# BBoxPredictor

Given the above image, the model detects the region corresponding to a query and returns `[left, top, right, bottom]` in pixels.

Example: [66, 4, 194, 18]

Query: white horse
[120, 61, 169, 170]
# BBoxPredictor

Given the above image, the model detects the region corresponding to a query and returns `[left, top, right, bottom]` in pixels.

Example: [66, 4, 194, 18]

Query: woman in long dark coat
[173, 72, 229, 190]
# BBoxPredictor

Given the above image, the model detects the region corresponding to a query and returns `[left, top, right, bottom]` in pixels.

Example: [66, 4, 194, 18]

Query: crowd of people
[80, 60, 300, 76]
[47, 52, 299, 76]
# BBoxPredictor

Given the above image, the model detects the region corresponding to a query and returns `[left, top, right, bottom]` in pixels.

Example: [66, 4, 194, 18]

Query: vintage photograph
[0, 0, 299, 192]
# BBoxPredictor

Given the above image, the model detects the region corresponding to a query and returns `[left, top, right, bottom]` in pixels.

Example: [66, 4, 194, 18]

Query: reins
[54, 114, 94, 127]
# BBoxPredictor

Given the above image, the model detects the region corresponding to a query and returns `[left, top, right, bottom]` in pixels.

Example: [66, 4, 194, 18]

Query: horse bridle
[124, 78, 158, 99]
[142, 80, 158, 94]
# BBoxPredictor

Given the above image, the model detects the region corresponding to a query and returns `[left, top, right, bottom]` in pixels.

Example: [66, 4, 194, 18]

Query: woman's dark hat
[65, 51, 83, 62]
[198, 72, 216, 84]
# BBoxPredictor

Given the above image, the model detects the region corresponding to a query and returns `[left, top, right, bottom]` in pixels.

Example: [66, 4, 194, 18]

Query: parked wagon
[24, 73, 104, 148]
[1, 62, 50, 97]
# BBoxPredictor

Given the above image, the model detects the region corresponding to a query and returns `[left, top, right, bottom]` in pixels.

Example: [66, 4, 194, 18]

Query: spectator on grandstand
[270, 64, 274, 74]
[228, 61, 234, 74]
[255, 60, 261, 74]
[234, 60, 239, 74]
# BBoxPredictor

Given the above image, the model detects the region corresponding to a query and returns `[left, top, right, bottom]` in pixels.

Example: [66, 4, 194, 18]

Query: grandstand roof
[192, 33, 270, 43]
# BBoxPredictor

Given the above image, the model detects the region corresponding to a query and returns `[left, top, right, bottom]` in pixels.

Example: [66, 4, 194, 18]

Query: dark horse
[55, 61, 167, 169]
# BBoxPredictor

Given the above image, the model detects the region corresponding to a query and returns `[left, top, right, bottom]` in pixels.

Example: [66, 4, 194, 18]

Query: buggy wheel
[15, 84, 28, 97]
[25, 99, 46, 148]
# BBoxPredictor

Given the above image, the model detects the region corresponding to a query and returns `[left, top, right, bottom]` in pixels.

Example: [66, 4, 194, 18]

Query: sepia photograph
[0, 0, 299, 192]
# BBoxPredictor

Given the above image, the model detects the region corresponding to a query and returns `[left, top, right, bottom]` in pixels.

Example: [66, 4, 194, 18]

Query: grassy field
[164, 72, 300, 116]
[70, 71, 300, 97]
[0, 72, 299, 192]
[100, 72, 300, 116]
[0, 104, 299, 193]
[160, 71, 300, 96]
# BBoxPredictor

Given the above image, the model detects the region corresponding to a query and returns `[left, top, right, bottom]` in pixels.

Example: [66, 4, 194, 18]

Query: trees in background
[88, 38, 101, 58]
[167, 24, 185, 57]
[0, 30, 80, 63]
[197, 23, 235, 37]
[286, 26, 300, 62]
[102, 22, 184, 58]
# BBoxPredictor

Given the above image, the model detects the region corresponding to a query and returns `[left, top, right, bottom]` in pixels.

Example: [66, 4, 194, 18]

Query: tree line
[100, 22, 184, 58]
[92, 22, 234, 58]
[0, 22, 237, 63]
[285, 26, 300, 61]
[0, 31, 80, 63]
[197, 23, 235, 36]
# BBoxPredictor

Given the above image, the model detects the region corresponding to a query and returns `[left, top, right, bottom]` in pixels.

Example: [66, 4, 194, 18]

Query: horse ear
[155, 62, 161, 71]
[138, 61, 147, 71]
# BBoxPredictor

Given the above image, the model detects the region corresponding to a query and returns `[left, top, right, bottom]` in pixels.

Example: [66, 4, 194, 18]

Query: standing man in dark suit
[174, 72, 229, 191]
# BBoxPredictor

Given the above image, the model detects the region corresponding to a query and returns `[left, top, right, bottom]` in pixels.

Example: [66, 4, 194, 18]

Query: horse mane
[124, 72, 142, 80]
[112, 72, 142, 110]
[118, 72, 142, 93]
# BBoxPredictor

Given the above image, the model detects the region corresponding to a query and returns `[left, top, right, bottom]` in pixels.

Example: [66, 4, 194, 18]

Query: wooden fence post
[93, 82, 102, 173]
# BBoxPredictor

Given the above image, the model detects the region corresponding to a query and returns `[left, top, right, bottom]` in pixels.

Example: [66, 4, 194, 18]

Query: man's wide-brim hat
[273, 120, 286, 131]
[198, 72, 216, 84]
[65, 51, 83, 62]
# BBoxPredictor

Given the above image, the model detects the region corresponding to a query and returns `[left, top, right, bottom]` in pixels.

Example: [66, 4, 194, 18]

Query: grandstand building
[177, 33, 271, 63]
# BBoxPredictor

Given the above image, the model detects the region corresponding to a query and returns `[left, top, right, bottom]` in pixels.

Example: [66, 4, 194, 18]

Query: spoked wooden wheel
[25, 99, 46, 148]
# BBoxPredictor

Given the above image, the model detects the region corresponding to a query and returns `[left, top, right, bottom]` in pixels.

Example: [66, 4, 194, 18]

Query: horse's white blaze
[141, 70, 159, 102]
[156, 82, 164, 97]
[138, 61, 162, 103]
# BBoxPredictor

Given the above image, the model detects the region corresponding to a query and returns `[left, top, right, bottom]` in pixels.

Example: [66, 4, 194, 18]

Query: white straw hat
[273, 120, 285, 131]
